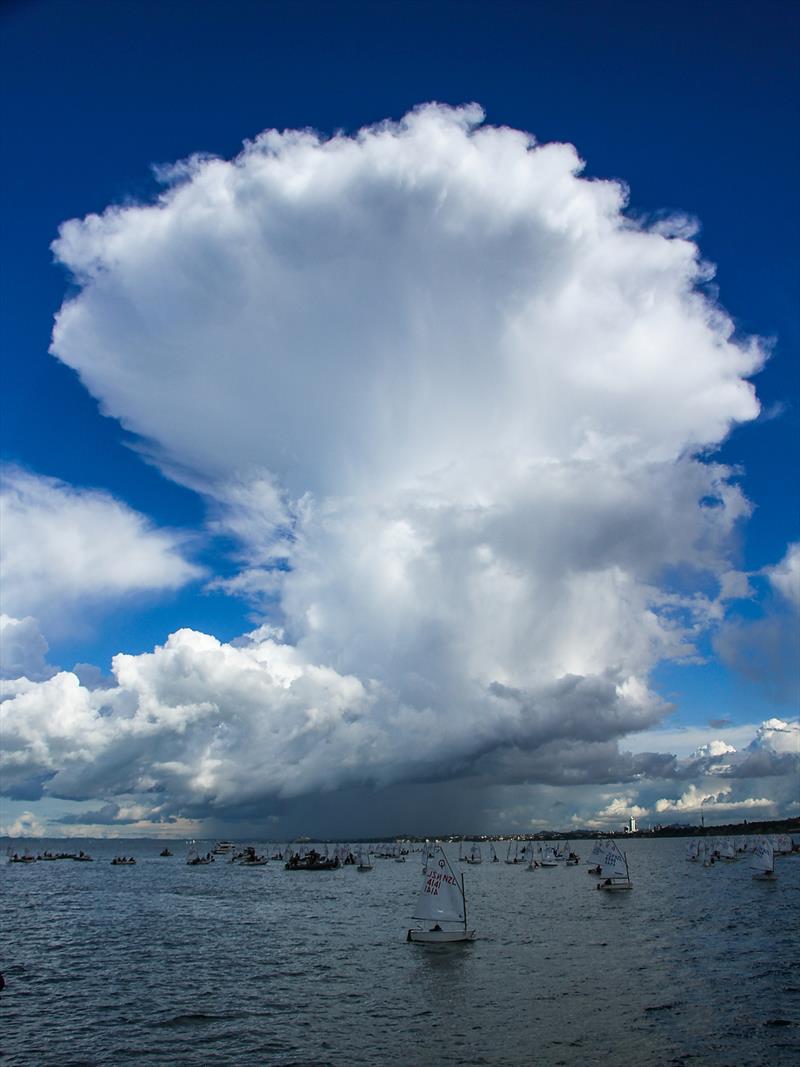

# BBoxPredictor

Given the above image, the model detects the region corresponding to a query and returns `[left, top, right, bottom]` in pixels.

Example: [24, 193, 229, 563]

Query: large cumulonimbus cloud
[7, 104, 785, 827]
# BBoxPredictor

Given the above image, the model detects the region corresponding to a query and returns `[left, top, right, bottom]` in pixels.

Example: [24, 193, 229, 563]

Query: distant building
[623, 815, 637, 834]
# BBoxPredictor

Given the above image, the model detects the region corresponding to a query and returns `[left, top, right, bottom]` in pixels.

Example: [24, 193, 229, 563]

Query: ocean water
[1, 837, 798, 1066]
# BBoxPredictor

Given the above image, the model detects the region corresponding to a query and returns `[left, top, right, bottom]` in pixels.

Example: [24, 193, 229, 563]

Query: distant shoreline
[2, 815, 798, 844]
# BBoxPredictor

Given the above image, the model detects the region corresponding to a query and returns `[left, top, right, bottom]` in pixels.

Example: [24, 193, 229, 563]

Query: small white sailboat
[526, 842, 539, 871]
[596, 840, 632, 890]
[465, 844, 482, 865]
[774, 834, 793, 855]
[750, 838, 777, 881]
[356, 846, 373, 872]
[540, 846, 558, 868]
[406, 847, 475, 943]
[719, 839, 737, 862]
[587, 839, 604, 875]
[490, 843, 499, 863]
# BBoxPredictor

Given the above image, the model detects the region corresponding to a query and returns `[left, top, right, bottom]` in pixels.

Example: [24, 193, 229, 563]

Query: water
[1, 838, 798, 1065]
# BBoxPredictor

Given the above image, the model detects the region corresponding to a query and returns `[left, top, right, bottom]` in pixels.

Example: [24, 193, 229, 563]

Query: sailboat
[750, 838, 777, 881]
[505, 841, 519, 864]
[490, 843, 499, 863]
[719, 839, 737, 861]
[526, 842, 539, 870]
[587, 839, 604, 875]
[465, 844, 482, 865]
[356, 846, 373, 872]
[540, 846, 558, 868]
[596, 840, 632, 890]
[406, 847, 476, 943]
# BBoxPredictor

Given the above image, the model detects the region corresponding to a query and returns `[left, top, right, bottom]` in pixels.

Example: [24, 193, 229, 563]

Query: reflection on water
[1, 837, 798, 1065]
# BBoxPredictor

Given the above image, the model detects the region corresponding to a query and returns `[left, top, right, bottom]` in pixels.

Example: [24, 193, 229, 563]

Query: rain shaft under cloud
[4, 104, 793, 833]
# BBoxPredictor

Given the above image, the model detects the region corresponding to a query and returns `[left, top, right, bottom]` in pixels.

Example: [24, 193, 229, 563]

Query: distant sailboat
[596, 840, 632, 890]
[357, 846, 373, 872]
[719, 839, 737, 861]
[465, 844, 482, 865]
[406, 847, 476, 943]
[750, 838, 777, 881]
[587, 839, 604, 875]
[540, 846, 558, 868]
[490, 843, 499, 863]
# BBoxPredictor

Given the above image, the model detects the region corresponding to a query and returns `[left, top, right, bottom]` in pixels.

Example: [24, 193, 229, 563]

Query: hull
[407, 928, 476, 943]
[284, 861, 339, 871]
[597, 880, 632, 891]
[752, 872, 777, 881]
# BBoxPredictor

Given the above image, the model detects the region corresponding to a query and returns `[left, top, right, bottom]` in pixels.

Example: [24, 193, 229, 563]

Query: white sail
[749, 839, 773, 873]
[412, 849, 465, 924]
[589, 840, 606, 864]
[599, 841, 628, 880]
[470, 844, 482, 863]
[775, 834, 792, 854]
[490, 843, 498, 862]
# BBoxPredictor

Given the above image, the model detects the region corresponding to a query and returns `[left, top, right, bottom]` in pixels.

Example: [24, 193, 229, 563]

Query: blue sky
[1, 1, 797, 838]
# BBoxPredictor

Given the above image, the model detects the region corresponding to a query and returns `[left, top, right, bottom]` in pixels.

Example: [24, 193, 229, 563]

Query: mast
[461, 873, 467, 934]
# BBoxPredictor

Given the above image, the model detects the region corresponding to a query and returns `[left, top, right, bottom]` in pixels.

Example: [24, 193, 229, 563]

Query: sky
[1, 0, 798, 840]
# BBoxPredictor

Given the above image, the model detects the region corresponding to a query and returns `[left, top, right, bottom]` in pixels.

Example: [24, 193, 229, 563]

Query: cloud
[747, 717, 799, 755]
[713, 542, 800, 703]
[597, 795, 649, 819]
[0, 467, 203, 627]
[0, 811, 47, 838]
[654, 784, 774, 815]
[766, 542, 800, 609]
[0, 625, 661, 811]
[690, 739, 736, 759]
[16, 103, 783, 830]
[0, 615, 56, 681]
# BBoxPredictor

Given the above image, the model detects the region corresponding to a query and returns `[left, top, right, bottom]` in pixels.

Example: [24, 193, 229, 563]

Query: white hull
[597, 880, 632, 891]
[407, 928, 476, 943]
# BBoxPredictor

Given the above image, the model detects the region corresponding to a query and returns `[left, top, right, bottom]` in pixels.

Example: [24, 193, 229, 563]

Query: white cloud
[9, 104, 782, 827]
[0, 615, 55, 681]
[654, 784, 773, 815]
[0, 624, 661, 811]
[766, 542, 800, 609]
[0, 467, 203, 626]
[691, 739, 737, 759]
[597, 795, 649, 819]
[0, 811, 47, 838]
[748, 717, 799, 755]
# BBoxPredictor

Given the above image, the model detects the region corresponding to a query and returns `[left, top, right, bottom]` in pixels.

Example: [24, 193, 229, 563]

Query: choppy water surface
[1, 837, 798, 1065]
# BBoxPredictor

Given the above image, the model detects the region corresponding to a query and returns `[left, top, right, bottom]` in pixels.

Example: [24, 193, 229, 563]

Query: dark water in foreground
[1, 838, 798, 1066]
